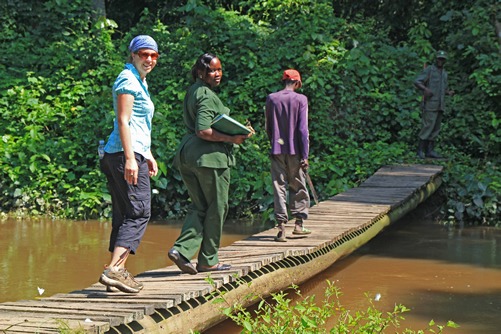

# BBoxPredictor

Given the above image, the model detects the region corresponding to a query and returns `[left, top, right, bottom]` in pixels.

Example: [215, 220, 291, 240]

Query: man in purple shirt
[265, 69, 312, 242]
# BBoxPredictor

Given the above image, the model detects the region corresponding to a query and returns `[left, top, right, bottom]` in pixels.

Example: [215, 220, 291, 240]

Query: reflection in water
[2, 213, 501, 334]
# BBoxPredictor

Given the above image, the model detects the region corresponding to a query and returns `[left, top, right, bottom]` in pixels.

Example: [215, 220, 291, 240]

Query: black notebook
[211, 114, 251, 135]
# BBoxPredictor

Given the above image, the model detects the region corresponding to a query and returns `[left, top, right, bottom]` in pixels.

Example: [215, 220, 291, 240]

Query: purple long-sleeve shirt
[265, 89, 309, 160]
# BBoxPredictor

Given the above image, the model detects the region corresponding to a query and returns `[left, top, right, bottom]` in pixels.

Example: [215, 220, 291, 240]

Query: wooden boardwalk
[0, 164, 443, 333]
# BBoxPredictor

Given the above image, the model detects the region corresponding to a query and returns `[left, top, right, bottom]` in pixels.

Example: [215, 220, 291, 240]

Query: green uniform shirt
[174, 79, 235, 169]
[414, 64, 449, 112]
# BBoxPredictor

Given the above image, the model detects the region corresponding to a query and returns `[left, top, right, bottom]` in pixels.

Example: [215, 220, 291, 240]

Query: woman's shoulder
[114, 67, 131, 82]
[113, 67, 141, 92]
[190, 83, 217, 98]
[191, 81, 212, 92]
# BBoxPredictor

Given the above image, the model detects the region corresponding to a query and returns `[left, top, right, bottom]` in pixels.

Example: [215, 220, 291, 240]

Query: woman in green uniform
[168, 53, 251, 274]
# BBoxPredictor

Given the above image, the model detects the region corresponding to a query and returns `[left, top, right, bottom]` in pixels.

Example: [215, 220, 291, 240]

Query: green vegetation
[0, 0, 499, 225]
[55, 319, 86, 334]
[210, 281, 459, 333]
[0, 319, 86, 334]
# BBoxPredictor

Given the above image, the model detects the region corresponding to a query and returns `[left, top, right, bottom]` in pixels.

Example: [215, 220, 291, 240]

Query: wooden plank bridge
[0, 164, 444, 333]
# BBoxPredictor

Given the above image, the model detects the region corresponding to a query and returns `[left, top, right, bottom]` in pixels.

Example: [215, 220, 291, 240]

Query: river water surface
[1, 211, 500, 333]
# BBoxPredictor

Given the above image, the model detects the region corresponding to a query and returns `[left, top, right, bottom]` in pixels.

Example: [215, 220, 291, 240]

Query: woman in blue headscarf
[98, 35, 160, 293]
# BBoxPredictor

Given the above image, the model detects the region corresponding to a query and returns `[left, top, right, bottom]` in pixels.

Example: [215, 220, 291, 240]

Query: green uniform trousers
[173, 163, 230, 267]
[419, 109, 443, 141]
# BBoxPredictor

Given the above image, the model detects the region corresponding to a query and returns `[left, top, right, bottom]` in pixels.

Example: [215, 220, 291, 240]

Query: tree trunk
[496, 20, 501, 51]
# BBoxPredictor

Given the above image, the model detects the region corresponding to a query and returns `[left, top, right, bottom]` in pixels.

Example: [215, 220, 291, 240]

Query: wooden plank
[0, 309, 127, 327]
[61, 288, 184, 303]
[43, 295, 175, 309]
[1, 300, 152, 317]
[0, 317, 109, 334]
[0, 322, 107, 334]
[0, 308, 124, 327]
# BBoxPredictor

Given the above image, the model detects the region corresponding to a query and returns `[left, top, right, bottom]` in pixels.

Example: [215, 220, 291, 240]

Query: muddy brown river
[1, 212, 500, 333]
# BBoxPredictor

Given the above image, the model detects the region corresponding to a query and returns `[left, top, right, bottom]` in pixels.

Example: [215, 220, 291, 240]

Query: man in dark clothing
[414, 50, 455, 159]
[265, 69, 311, 242]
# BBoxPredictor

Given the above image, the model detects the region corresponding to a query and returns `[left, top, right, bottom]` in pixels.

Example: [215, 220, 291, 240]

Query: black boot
[417, 140, 427, 159]
[426, 141, 443, 159]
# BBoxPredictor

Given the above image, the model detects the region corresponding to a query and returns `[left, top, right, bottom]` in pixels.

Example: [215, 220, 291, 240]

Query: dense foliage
[210, 280, 459, 333]
[1, 0, 499, 225]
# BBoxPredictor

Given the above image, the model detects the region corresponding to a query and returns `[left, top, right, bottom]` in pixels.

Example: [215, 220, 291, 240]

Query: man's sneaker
[274, 223, 287, 242]
[292, 226, 312, 235]
[293, 218, 312, 235]
[99, 267, 143, 293]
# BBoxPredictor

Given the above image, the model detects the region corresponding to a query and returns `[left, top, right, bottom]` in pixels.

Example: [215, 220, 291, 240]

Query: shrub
[210, 281, 459, 333]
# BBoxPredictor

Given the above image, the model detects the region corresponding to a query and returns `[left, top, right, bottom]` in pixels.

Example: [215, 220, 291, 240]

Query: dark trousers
[270, 154, 309, 223]
[419, 109, 443, 141]
[100, 152, 151, 254]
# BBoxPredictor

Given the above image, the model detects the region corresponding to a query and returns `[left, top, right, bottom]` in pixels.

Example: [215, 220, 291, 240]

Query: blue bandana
[128, 35, 158, 53]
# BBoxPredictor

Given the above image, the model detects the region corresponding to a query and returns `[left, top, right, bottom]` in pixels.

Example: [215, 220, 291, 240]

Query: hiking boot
[106, 285, 119, 292]
[99, 267, 143, 293]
